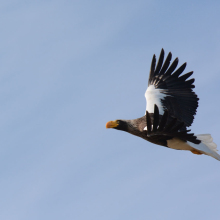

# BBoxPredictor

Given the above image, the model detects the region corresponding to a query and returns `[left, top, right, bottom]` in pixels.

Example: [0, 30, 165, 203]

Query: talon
[191, 150, 203, 155]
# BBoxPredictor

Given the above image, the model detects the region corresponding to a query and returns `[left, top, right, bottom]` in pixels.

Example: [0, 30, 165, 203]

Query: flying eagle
[106, 49, 220, 161]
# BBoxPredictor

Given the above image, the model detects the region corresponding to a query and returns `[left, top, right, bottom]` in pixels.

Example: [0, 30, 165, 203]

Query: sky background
[1, 0, 220, 219]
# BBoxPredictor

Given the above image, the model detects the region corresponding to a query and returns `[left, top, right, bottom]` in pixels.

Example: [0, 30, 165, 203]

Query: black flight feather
[148, 49, 199, 127]
[145, 104, 201, 145]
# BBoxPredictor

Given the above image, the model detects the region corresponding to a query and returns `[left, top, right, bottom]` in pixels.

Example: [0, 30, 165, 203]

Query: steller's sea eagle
[106, 49, 220, 161]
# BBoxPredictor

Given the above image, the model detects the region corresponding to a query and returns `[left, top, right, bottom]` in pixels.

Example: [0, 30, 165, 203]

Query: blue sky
[1, 0, 220, 219]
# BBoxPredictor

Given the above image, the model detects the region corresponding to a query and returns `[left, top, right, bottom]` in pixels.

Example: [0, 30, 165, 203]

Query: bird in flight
[106, 49, 220, 161]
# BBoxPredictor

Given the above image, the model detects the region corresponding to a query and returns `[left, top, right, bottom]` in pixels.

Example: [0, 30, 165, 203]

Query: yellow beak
[106, 120, 119, 128]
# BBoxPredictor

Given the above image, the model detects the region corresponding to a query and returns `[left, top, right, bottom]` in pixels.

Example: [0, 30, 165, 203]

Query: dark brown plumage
[106, 49, 220, 160]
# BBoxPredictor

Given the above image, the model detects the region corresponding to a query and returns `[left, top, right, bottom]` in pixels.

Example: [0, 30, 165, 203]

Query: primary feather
[146, 49, 199, 127]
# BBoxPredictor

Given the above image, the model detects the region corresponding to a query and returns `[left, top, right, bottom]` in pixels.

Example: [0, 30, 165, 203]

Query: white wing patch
[145, 85, 168, 114]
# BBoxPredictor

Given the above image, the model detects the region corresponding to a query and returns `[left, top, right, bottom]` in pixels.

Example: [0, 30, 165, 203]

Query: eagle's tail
[189, 134, 220, 161]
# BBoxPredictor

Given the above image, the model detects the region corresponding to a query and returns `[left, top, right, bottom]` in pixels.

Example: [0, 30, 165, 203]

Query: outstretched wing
[145, 49, 199, 127]
[144, 105, 220, 161]
[144, 105, 201, 145]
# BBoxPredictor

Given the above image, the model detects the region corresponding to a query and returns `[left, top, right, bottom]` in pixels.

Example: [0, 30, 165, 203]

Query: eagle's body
[106, 49, 220, 161]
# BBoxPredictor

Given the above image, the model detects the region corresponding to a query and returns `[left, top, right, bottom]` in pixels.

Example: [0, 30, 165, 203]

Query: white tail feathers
[188, 134, 220, 161]
[196, 134, 218, 152]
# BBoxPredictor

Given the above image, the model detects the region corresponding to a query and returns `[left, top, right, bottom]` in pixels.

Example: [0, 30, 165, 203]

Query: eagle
[106, 49, 220, 161]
